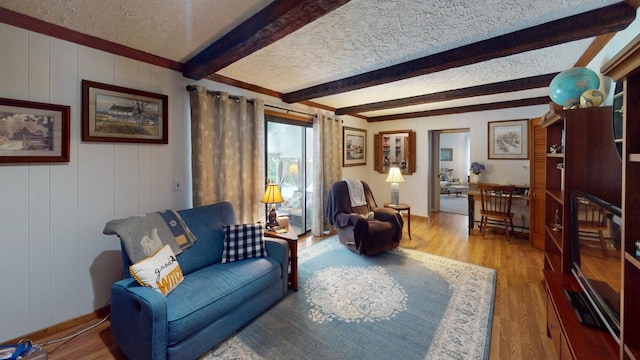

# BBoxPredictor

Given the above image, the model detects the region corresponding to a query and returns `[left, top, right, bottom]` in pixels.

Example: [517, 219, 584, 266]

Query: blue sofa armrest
[264, 238, 289, 295]
[111, 278, 168, 360]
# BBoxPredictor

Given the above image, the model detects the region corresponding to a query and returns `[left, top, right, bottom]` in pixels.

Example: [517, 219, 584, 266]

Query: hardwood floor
[25, 212, 555, 359]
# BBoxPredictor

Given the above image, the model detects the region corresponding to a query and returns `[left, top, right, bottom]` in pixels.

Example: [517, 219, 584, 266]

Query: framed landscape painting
[343, 127, 366, 166]
[82, 80, 168, 144]
[0, 97, 70, 163]
[488, 119, 529, 159]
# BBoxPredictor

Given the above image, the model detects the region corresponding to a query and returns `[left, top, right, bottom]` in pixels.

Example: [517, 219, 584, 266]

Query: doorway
[430, 129, 470, 215]
[266, 115, 313, 235]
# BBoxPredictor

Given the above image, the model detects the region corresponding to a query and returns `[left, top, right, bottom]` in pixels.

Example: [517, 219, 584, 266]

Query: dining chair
[478, 184, 516, 241]
[576, 199, 610, 258]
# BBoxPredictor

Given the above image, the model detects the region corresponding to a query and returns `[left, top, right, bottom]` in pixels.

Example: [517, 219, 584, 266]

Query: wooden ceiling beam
[335, 73, 558, 115]
[183, 0, 350, 80]
[283, 3, 636, 103]
[573, 33, 617, 67]
[366, 97, 550, 122]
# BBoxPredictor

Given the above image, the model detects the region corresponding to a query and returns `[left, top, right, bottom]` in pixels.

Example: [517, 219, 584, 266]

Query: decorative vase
[549, 67, 600, 108]
[471, 173, 480, 183]
[579, 89, 604, 108]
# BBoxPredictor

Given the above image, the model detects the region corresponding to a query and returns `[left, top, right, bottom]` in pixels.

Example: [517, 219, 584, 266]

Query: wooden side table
[264, 226, 298, 291]
[383, 203, 411, 239]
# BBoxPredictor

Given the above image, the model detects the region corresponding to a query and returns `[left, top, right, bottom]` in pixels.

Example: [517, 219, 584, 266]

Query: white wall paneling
[48, 36, 81, 325]
[0, 23, 192, 341]
[0, 23, 34, 338]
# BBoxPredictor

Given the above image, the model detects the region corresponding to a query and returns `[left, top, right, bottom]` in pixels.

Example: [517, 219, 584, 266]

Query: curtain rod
[264, 104, 314, 117]
[185, 85, 254, 104]
[186, 85, 316, 117]
[186, 85, 339, 120]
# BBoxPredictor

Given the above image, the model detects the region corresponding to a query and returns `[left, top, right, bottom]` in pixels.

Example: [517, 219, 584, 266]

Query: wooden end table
[383, 203, 411, 239]
[264, 226, 298, 291]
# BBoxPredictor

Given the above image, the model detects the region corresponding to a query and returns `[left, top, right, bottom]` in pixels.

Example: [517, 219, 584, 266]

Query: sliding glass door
[266, 116, 312, 235]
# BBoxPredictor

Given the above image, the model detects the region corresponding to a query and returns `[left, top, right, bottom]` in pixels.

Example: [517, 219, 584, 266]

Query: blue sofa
[109, 202, 289, 360]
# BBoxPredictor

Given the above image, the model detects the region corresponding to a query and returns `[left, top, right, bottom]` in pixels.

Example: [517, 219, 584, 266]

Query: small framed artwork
[440, 148, 453, 161]
[488, 119, 529, 159]
[343, 126, 366, 166]
[0, 98, 70, 163]
[82, 80, 168, 143]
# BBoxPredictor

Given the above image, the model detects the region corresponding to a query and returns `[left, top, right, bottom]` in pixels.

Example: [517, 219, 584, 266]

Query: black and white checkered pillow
[222, 223, 267, 263]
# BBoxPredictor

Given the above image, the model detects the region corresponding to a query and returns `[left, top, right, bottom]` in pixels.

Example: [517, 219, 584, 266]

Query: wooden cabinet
[373, 130, 416, 175]
[541, 33, 640, 360]
[602, 33, 640, 360]
[547, 293, 573, 360]
[540, 106, 621, 274]
[544, 270, 619, 359]
[540, 98, 621, 359]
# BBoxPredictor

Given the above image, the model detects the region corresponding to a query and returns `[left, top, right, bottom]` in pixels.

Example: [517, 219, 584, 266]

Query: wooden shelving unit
[541, 106, 621, 275]
[540, 102, 622, 359]
[602, 33, 640, 360]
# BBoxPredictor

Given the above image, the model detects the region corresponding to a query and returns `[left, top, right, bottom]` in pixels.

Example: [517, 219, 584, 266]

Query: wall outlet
[173, 179, 183, 191]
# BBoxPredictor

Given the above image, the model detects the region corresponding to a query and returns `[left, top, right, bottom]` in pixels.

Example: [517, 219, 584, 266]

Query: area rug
[440, 194, 468, 215]
[202, 237, 496, 360]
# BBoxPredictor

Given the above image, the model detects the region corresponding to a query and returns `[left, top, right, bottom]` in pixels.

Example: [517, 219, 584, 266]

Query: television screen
[569, 190, 621, 343]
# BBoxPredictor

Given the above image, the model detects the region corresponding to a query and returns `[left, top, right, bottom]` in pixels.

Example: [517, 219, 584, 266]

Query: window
[266, 113, 313, 235]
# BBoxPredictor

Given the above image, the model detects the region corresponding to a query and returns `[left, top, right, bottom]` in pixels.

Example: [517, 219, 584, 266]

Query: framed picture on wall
[488, 119, 529, 159]
[343, 126, 366, 166]
[0, 97, 70, 163]
[440, 148, 453, 161]
[82, 80, 168, 144]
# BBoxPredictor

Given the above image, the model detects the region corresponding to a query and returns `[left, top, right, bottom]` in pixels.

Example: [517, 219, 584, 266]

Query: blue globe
[549, 67, 600, 108]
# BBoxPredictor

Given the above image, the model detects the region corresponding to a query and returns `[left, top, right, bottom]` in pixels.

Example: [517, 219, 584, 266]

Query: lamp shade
[261, 184, 284, 204]
[385, 166, 405, 183]
[288, 161, 299, 175]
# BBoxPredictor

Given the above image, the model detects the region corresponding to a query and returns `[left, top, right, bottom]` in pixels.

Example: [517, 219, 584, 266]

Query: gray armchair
[326, 180, 404, 256]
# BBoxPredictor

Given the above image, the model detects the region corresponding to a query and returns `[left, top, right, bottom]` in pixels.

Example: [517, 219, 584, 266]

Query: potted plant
[470, 162, 485, 183]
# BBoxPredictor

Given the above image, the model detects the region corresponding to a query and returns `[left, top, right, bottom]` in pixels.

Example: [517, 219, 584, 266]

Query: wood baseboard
[4, 305, 110, 344]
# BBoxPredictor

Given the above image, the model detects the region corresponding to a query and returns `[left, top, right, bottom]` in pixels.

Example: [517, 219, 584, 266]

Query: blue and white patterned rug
[202, 237, 496, 360]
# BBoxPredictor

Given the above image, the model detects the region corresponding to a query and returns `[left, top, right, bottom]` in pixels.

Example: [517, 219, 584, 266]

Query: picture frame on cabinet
[488, 119, 529, 159]
[343, 126, 366, 166]
[82, 80, 168, 144]
[0, 97, 70, 163]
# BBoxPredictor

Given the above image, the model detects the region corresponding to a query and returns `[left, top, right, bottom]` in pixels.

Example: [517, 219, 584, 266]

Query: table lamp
[261, 183, 284, 228]
[386, 166, 405, 205]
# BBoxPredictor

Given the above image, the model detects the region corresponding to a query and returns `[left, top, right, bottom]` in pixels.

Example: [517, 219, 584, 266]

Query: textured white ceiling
[0, 0, 274, 62]
[314, 38, 596, 112]
[219, 0, 617, 91]
[0, 0, 624, 116]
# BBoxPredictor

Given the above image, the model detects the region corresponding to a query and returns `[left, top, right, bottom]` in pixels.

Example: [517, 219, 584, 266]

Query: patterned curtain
[188, 85, 265, 223]
[311, 113, 342, 236]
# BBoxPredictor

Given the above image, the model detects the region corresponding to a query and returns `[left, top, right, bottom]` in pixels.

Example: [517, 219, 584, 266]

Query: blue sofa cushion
[176, 202, 238, 275]
[165, 256, 282, 345]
